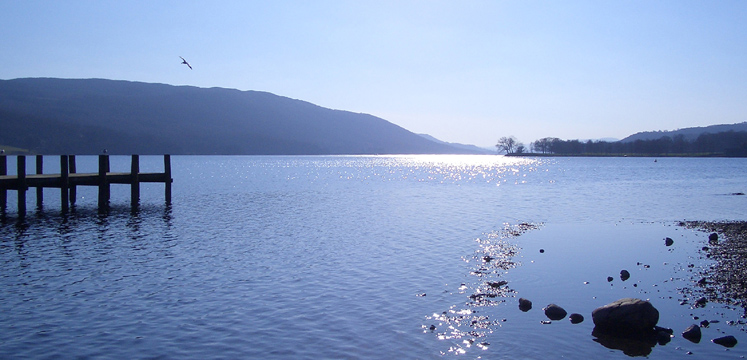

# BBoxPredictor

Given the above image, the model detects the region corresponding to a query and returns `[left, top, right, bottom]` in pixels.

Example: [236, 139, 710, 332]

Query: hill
[621, 122, 747, 143]
[418, 134, 495, 154]
[0, 78, 475, 155]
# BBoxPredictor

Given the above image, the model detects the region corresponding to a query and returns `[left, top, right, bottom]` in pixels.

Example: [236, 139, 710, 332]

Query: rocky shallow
[681, 221, 747, 312]
[424, 221, 747, 357]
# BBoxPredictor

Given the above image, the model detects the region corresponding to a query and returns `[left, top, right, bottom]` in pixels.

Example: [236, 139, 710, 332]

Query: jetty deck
[0, 154, 172, 217]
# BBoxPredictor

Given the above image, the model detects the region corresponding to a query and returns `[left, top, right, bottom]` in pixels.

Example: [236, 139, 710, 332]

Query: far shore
[505, 152, 746, 158]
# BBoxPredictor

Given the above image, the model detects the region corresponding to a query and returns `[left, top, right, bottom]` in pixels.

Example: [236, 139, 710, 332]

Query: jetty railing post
[164, 154, 172, 204]
[69, 155, 77, 205]
[98, 155, 110, 211]
[60, 155, 69, 213]
[0, 155, 6, 211]
[131, 155, 140, 207]
[36, 155, 43, 208]
[18, 155, 26, 217]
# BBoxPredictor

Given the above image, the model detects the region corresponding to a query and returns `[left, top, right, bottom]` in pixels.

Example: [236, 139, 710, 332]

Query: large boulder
[592, 298, 659, 335]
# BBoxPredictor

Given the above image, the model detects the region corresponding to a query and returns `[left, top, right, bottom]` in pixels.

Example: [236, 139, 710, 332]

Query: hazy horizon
[2, 1, 746, 147]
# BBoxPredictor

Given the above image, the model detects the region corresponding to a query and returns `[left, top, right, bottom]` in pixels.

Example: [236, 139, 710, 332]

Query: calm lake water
[1, 155, 746, 359]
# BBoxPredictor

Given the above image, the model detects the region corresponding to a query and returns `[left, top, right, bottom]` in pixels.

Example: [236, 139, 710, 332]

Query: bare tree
[531, 137, 556, 154]
[496, 136, 518, 154]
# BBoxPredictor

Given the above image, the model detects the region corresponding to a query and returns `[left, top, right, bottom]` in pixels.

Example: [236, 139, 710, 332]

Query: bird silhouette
[179, 56, 192, 70]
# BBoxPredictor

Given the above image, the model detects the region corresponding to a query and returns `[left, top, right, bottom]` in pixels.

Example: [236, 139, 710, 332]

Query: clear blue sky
[2, 1, 746, 147]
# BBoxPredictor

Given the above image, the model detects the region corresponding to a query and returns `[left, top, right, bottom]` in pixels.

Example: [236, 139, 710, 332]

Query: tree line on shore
[497, 131, 747, 157]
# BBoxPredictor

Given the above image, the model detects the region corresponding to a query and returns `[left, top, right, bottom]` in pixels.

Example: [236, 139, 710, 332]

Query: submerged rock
[682, 324, 701, 343]
[592, 298, 659, 335]
[712, 335, 738, 347]
[543, 304, 567, 320]
[487, 280, 508, 288]
[518, 298, 532, 312]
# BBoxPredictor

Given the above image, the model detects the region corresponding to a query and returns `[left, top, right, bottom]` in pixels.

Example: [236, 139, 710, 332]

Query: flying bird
[179, 56, 192, 70]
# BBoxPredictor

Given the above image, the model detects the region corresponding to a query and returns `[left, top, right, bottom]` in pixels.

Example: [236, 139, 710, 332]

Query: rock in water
[712, 335, 738, 347]
[487, 280, 508, 288]
[665, 237, 674, 246]
[569, 313, 584, 324]
[709, 233, 719, 244]
[655, 327, 673, 345]
[620, 270, 631, 281]
[682, 324, 701, 343]
[518, 298, 532, 312]
[592, 298, 659, 335]
[543, 304, 568, 320]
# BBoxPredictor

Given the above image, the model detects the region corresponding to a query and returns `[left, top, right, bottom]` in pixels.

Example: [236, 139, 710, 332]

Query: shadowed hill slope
[0, 78, 472, 155]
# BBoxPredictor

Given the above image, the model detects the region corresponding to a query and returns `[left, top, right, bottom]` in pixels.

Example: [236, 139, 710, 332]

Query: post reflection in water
[1, 203, 175, 246]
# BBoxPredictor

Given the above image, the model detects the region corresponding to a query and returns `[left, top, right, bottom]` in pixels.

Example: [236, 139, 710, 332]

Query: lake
[1, 155, 746, 359]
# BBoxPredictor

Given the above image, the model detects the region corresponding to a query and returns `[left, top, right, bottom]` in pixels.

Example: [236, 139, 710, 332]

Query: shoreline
[505, 153, 746, 158]
[680, 221, 747, 311]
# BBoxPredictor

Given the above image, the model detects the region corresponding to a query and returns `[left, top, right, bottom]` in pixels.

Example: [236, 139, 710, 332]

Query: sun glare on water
[369, 154, 543, 185]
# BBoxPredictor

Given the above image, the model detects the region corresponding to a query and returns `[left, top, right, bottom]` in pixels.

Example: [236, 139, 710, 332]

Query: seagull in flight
[179, 56, 192, 70]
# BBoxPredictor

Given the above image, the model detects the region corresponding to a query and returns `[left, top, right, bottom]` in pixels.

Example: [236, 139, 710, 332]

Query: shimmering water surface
[1, 155, 746, 359]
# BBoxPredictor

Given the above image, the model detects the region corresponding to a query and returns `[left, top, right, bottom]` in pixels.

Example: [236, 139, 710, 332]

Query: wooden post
[60, 155, 69, 213]
[36, 155, 43, 208]
[98, 155, 109, 211]
[69, 155, 77, 205]
[0, 155, 6, 211]
[164, 154, 172, 204]
[18, 155, 26, 217]
[131, 155, 140, 207]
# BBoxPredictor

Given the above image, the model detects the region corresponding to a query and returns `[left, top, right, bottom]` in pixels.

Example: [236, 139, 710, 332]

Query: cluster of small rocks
[515, 299, 585, 324]
[425, 221, 746, 356]
[681, 221, 747, 310]
[515, 296, 739, 355]
[511, 224, 743, 355]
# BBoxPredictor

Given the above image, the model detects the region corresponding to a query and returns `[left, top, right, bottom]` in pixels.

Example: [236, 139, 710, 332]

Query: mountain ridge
[418, 134, 495, 154]
[621, 122, 747, 142]
[0, 78, 477, 155]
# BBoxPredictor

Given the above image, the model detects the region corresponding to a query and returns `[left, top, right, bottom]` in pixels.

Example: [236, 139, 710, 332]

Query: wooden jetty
[0, 154, 172, 216]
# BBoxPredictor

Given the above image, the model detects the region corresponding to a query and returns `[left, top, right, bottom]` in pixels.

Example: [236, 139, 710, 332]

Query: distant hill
[0, 78, 476, 155]
[418, 134, 495, 154]
[621, 122, 747, 143]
